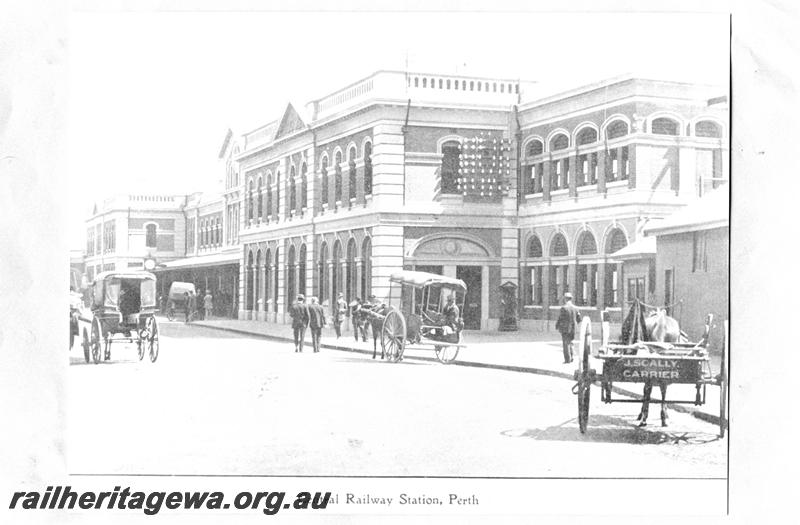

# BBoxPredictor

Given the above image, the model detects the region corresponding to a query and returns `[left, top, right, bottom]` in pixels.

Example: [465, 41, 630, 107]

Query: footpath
[190, 317, 723, 427]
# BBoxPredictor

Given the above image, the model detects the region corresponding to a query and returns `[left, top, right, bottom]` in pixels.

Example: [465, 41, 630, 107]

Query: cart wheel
[147, 317, 159, 363]
[577, 317, 592, 433]
[90, 318, 103, 364]
[381, 309, 406, 363]
[719, 320, 729, 438]
[434, 331, 461, 364]
[81, 327, 91, 363]
[137, 337, 145, 361]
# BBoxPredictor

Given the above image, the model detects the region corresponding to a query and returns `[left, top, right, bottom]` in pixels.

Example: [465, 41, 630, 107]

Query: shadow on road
[157, 321, 249, 340]
[327, 355, 428, 366]
[502, 415, 721, 445]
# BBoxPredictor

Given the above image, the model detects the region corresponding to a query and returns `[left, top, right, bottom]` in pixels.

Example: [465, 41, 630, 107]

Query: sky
[66, 10, 730, 249]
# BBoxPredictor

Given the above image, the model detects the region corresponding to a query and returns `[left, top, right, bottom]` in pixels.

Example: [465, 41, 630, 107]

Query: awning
[159, 251, 240, 270]
[644, 188, 729, 236]
[389, 270, 467, 290]
[612, 236, 656, 260]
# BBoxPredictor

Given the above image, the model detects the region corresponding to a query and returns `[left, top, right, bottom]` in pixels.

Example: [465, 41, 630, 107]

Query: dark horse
[621, 300, 683, 427]
[370, 304, 390, 359]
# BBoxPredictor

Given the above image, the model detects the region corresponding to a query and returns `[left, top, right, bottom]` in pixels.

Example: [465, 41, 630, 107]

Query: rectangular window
[664, 269, 674, 316]
[692, 231, 708, 272]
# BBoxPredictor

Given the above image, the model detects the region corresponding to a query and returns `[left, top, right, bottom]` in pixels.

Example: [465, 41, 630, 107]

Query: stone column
[327, 261, 336, 317]
[567, 261, 577, 300]
[542, 264, 551, 319]
[355, 257, 364, 299]
[587, 263, 596, 307]
[569, 149, 579, 198]
[596, 261, 607, 311]
[542, 155, 552, 202]
[627, 145, 637, 189]
[268, 263, 277, 319]
[597, 148, 608, 195]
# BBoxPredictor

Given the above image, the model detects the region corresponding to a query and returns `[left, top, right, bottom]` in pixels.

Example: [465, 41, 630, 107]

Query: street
[67, 321, 726, 478]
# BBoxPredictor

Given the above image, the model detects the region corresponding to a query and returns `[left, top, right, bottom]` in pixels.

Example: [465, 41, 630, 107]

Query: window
[550, 134, 569, 151]
[692, 231, 708, 272]
[606, 228, 627, 254]
[267, 173, 273, 217]
[695, 120, 721, 138]
[145, 224, 157, 248]
[605, 120, 629, 140]
[576, 128, 598, 146]
[652, 117, 679, 136]
[321, 158, 329, 206]
[363, 142, 373, 196]
[247, 180, 254, 221]
[298, 244, 307, 297]
[348, 147, 357, 201]
[334, 152, 343, 203]
[527, 236, 543, 258]
[318, 241, 328, 301]
[300, 162, 308, 210]
[550, 233, 569, 257]
[526, 139, 543, 157]
[440, 140, 461, 194]
[289, 166, 297, 213]
[274, 171, 281, 217]
[627, 277, 645, 302]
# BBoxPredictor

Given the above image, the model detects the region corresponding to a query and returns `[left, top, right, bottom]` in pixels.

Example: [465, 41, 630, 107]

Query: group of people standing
[288, 292, 384, 353]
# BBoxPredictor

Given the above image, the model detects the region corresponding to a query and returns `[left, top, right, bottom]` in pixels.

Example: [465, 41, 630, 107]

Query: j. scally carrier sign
[604, 357, 704, 383]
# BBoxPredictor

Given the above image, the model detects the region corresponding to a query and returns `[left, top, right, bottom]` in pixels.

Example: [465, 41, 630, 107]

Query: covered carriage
[78, 271, 160, 363]
[366, 270, 467, 364]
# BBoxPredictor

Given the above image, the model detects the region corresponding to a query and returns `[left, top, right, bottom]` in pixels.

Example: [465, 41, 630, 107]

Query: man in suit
[307, 296, 326, 353]
[333, 292, 347, 338]
[442, 294, 461, 334]
[555, 292, 581, 364]
[289, 294, 309, 352]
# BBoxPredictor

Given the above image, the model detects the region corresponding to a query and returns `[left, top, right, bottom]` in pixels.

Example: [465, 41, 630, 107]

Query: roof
[644, 188, 730, 237]
[612, 236, 656, 260]
[389, 270, 467, 290]
[94, 271, 156, 282]
[159, 250, 240, 269]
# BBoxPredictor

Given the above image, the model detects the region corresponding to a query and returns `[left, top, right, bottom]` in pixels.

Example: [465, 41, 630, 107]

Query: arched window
[256, 177, 263, 221]
[348, 147, 357, 201]
[275, 171, 281, 218]
[361, 237, 371, 299]
[318, 241, 328, 301]
[651, 117, 679, 136]
[577, 231, 598, 255]
[247, 180, 254, 222]
[145, 223, 157, 248]
[273, 248, 279, 308]
[321, 157, 329, 206]
[577, 128, 598, 146]
[332, 240, 342, 303]
[695, 120, 721, 138]
[266, 173, 273, 218]
[440, 140, 461, 194]
[605, 228, 628, 254]
[606, 120, 629, 140]
[550, 233, 569, 257]
[286, 245, 296, 308]
[346, 238, 357, 303]
[527, 236, 543, 258]
[298, 244, 307, 297]
[363, 142, 373, 196]
[300, 162, 308, 210]
[245, 251, 254, 310]
[526, 139, 543, 157]
[550, 134, 569, 151]
[334, 151, 343, 203]
[289, 166, 297, 213]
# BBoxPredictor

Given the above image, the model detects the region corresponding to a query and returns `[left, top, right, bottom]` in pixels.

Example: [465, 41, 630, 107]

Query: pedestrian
[307, 296, 326, 353]
[289, 294, 309, 352]
[204, 290, 213, 320]
[555, 292, 582, 364]
[333, 292, 347, 338]
[350, 297, 369, 343]
[184, 291, 192, 323]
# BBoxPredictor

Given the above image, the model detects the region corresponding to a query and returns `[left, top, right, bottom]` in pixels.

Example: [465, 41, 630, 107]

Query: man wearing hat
[555, 292, 581, 364]
[333, 292, 347, 338]
[289, 294, 309, 352]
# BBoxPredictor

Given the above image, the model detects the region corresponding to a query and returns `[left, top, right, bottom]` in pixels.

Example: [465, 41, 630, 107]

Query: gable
[273, 104, 306, 141]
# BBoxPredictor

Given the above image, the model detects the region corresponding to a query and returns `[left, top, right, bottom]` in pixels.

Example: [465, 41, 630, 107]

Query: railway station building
[84, 70, 728, 330]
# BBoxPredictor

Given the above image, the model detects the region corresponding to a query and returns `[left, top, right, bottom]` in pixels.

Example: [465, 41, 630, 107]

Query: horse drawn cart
[77, 271, 160, 364]
[572, 299, 729, 437]
[364, 270, 467, 364]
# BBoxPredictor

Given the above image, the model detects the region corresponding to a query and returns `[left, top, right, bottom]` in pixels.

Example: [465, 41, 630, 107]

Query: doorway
[457, 265, 482, 330]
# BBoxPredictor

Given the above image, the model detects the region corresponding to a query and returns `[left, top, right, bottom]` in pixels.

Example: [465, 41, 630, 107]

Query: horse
[370, 304, 390, 359]
[638, 308, 683, 427]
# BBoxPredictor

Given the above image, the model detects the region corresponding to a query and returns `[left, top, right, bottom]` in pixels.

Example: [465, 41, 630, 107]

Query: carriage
[366, 270, 467, 364]
[165, 281, 197, 321]
[572, 299, 729, 437]
[78, 271, 160, 364]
